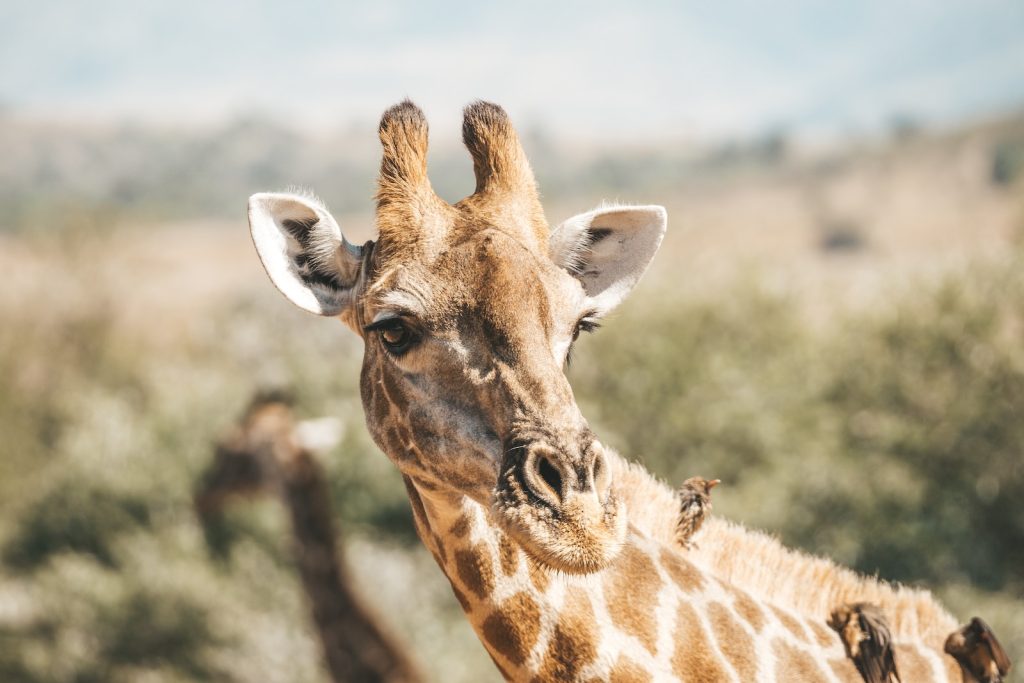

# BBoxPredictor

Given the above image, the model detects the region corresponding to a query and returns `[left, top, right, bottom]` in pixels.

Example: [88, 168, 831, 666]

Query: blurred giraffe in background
[195, 391, 423, 683]
[245, 100, 1009, 681]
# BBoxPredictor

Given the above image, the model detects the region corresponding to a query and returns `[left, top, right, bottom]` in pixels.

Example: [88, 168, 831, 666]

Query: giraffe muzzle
[494, 437, 626, 574]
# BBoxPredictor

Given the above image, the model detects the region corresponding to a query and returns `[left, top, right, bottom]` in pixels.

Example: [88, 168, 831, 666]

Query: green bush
[820, 270, 1024, 590]
[4, 482, 151, 571]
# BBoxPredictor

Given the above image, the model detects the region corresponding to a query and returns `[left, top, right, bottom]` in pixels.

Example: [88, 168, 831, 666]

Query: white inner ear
[248, 192, 361, 317]
[550, 204, 667, 314]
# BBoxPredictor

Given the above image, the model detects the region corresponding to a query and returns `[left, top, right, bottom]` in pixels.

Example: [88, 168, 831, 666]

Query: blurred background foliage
[575, 258, 1024, 590]
[0, 109, 1022, 680]
[2, 3, 1024, 677]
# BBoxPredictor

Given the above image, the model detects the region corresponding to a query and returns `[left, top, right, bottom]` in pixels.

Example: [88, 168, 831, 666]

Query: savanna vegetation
[0, 110, 1022, 682]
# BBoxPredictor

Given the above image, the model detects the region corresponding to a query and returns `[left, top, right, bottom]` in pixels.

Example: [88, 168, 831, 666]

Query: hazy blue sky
[2, 1, 1023, 141]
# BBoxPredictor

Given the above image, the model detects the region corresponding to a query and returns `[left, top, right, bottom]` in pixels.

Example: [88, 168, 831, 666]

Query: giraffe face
[357, 221, 629, 573]
[248, 101, 665, 574]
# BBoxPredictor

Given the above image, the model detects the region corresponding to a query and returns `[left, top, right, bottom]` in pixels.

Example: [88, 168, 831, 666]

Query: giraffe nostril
[536, 455, 563, 501]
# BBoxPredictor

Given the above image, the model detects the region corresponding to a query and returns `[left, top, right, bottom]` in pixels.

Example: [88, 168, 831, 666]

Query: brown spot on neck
[708, 601, 758, 681]
[605, 544, 662, 656]
[449, 513, 471, 539]
[454, 545, 495, 600]
[773, 640, 829, 680]
[659, 547, 706, 593]
[481, 592, 542, 669]
[534, 585, 598, 681]
[672, 601, 732, 681]
[497, 532, 518, 576]
[808, 619, 839, 648]
[609, 656, 652, 683]
[828, 658, 864, 682]
[728, 586, 767, 633]
[771, 605, 813, 643]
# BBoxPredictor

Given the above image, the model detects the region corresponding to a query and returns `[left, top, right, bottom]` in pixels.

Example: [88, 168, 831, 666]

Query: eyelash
[575, 318, 601, 339]
[567, 316, 601, 366]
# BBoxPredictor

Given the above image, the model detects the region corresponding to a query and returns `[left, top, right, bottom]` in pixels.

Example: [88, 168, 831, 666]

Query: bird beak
[708, 479, 721, 490]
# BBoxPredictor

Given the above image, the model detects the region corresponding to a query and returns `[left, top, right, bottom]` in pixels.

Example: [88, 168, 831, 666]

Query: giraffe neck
[399, 474, 942, 682]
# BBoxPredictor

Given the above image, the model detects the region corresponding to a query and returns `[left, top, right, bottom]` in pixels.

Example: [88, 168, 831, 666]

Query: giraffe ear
[549, 205, 667, 313]
[248, 192, 368, 317]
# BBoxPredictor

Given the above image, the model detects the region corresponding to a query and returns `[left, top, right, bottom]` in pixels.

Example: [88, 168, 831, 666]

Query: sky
[2, 0, 1024, 142]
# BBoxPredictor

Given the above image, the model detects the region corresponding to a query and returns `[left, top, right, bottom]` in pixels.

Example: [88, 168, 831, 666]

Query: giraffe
[246, 100, 1003, 682]
[195, 392, 423, 683]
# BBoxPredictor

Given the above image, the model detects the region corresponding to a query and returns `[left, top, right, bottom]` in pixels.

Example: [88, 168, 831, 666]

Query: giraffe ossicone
[248, 100, 1007, 682]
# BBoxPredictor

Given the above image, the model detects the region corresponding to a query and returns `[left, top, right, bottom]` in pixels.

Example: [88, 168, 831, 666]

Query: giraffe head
[248, 101, 665, 574]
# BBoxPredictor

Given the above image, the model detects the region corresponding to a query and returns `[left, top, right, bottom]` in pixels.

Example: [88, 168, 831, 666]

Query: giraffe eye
[380, 321, 412, 352]
[365, 318, 418, 356]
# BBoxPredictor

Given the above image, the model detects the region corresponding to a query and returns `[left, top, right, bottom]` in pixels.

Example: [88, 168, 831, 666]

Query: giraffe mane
[605, 451, 959, 647]
[688, 518, 958, 645]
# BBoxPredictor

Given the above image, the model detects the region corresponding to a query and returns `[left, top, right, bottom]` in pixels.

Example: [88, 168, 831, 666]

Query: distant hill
[2, 110, 1024, 233]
